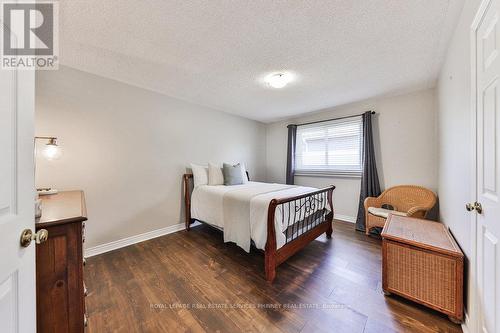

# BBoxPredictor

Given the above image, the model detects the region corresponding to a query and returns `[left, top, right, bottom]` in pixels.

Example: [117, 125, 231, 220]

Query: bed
[183, 174, 335, 282]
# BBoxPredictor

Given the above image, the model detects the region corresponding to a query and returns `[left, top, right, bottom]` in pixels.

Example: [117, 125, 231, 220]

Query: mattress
[191, 181, 322, 251]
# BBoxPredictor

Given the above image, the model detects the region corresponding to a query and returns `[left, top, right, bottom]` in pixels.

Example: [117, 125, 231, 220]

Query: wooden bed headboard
[182, 171, 250, 231]
[182, 171, 249, 181]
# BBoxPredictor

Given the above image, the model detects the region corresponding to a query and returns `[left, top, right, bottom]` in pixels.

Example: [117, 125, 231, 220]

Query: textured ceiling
[59, 0, 463, 122]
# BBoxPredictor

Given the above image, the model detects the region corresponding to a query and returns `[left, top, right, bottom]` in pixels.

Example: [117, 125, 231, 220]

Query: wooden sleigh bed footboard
[264, 186, 335, 282]
[183, 173, 335, 282]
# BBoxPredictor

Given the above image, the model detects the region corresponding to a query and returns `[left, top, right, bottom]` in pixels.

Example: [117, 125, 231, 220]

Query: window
[295, 116, 363, 175]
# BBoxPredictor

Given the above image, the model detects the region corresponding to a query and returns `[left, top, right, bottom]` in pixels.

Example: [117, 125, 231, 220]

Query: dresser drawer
[36, 222, 86, 332]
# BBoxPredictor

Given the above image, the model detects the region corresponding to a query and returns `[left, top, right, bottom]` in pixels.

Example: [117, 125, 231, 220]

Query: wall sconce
[35, 136, 62, 161]
[35, 136, 62, 198]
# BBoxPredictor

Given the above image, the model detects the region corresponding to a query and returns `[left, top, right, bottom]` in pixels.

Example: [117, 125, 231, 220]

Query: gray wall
[266, 88, 438, 221]
[35, 68, 439, 248]
[35, 66, 267, 249]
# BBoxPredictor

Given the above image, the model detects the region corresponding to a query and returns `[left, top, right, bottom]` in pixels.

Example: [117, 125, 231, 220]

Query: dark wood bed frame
[183, 173, 335, 282]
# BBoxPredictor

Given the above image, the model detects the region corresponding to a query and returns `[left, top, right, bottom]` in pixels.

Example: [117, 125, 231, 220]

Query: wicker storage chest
[381, 215, 464, 323]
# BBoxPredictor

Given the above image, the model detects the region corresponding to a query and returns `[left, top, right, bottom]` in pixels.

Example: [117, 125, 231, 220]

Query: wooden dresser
[36, 190, 88, 332]
[381, 215, 464, 323]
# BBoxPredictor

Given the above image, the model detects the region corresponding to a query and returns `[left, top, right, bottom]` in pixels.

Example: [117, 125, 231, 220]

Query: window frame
[294, 116, 363, 178]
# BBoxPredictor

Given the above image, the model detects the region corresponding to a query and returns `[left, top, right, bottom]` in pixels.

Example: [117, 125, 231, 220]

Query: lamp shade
[42, 139, 62, 160]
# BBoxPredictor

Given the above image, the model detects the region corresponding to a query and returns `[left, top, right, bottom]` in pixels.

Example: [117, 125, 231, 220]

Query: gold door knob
[465, 202, 483, 214]
[20, 229, 33, 247]
[474, 202, 483, 214]
[20, 229, 49, 247]
[35, 229, 49, 244]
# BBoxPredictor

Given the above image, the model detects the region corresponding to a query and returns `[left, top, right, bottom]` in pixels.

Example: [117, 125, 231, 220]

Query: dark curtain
[355, 111, 381, 232]
[286, 124, 297, 185]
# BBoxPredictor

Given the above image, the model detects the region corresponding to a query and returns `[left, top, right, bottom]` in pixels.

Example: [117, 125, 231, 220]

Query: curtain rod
[291, 111, 375, 127]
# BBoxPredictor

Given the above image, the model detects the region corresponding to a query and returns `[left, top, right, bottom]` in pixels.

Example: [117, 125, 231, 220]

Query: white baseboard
[85, 214, 356, 258]
[461, 311, 471, 333]
[85, 221, 200, 257]
[334, 214, 356, 223]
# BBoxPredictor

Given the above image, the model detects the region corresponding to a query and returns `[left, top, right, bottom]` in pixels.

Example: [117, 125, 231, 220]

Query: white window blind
[295, 116, 363, 175]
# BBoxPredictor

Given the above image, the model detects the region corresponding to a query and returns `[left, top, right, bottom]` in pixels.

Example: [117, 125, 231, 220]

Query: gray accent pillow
[222, 163, 244, 185]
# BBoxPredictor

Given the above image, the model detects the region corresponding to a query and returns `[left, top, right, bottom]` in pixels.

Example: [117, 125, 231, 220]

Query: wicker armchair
[364, 185, 437, 235]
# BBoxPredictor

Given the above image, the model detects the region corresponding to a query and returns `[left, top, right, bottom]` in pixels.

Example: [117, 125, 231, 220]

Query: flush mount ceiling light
[265, 72, 293, 89]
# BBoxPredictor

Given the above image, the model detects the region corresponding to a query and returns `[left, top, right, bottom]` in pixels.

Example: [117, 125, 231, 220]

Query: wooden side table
[381, 215, 464, 323]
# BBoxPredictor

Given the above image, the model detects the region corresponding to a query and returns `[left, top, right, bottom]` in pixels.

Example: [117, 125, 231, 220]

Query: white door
[474, 0, 500, 332]
[0, 26, 36, 333]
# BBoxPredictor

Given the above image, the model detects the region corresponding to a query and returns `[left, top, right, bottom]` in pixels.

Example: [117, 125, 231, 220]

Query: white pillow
[240, 162, 248, 183]
[208, 163, 224, 185]
[190, 164, 208, 188]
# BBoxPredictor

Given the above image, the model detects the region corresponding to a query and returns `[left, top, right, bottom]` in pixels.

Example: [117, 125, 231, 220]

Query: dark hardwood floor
[85, 221, 463, 333]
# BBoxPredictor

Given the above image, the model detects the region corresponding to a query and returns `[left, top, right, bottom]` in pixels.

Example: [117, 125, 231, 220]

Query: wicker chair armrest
[364, 197, 383, 210]
[407, 206, 430, 217]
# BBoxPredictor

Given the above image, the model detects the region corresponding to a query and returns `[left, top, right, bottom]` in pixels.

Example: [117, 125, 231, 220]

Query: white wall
[437, 0, 481, 319]
[35, 66, 267, 249]
[266, 88, 438, 221]
[438, 0, 480, 260]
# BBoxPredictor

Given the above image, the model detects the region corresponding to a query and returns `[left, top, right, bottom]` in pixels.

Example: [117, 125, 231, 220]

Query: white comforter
[191, 181, 320, 252]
